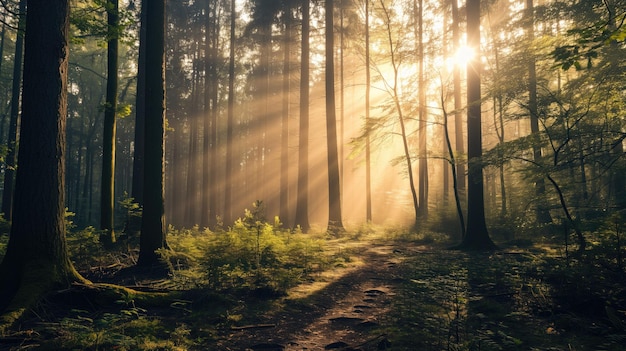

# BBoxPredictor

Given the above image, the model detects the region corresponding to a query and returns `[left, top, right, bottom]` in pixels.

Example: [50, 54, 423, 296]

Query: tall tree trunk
[325, 0, 344, 233]
[202, 1, 217, 229]
[1, 0, 26, 222]
[416, 0, 428, 219]
[224, 0, 236, 225]
[451, 0, 466, 208]
[526, 0, 552, 223]
[185, 54, 202, 227]
[441, 91, 466, 239]
[128, 0, 146, 234]
[294, 0, 310, 232]
[0, 0, 87, 325]
[100, 0, 119, 245]
[280, 6, 292, 227]
[380, 0, 419, 226]
[132, 0, 147, 206]
[139, 0, 168, 266]
[208, 9, 220, 228]
[364, 0, 372, 222]
[0, 23, 7, 145]
[460, 0, 496, 250]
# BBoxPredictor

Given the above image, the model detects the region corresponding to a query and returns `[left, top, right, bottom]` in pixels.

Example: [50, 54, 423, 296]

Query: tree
[280, 2, 293, 227]
[325, 0, 344, 233]
[224, 0, 236, 225]
[0, 0, 88, 326]
[415, 0, 428, 219]
[294, 0, 311, 232]
[364, 0, 372, 222]
[526, 0, 552, 224]
[378, 0, 420, 227]
[131, 0, 147, 208]
[100, 0, 120, 245]
[1, 0, 26, 222]
[451, 0, 465, 207]
[459, 0, 496, 250]
[138, 0, 168, 266]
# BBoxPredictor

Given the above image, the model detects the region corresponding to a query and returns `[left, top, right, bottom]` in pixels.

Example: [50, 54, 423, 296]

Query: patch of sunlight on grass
[287, 255, 365, 300]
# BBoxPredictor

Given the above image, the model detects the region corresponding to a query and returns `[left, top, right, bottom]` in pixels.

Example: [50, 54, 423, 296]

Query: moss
[0, 258, 88, 335]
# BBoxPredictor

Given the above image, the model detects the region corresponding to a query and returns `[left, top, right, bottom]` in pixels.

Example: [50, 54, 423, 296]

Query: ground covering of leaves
[0, 230, 625, 350]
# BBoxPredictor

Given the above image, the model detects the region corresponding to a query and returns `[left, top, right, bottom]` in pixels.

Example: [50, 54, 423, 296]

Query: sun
[446, 45, 475, 70]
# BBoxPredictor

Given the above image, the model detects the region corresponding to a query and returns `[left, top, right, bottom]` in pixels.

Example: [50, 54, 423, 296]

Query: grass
[0, 217, 625, 350]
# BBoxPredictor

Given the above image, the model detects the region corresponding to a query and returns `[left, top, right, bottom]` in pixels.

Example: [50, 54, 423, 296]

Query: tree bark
[139, 0, 168, 266]
[325, 0, 344, 233]
[224, 0, 236, 225]
[460, 0, 496, 250]
[280, 5, 292, 227]
[131, 0, 147, 207]
[416, 0, 428, 219]
[1, 0, 26, 222]
[526, 0, 552, 224]
[0, 0, 87, 327]
[451, 0, 466, 207]
[100, 0, 119, 245]
[364, 0, 372, 222]
[294, 0, 311, 232]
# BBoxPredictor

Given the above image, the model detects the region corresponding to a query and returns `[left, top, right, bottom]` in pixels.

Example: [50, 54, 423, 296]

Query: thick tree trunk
[460, 0, 496, 250]
[139, 0, 168, 266]
[0, 0, 88, 327]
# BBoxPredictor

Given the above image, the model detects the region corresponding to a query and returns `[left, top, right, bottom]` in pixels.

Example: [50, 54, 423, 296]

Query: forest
[0, 0, 625, 350]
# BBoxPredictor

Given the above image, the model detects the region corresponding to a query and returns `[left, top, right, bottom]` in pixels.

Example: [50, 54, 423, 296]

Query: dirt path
[218, 244, 406, 350]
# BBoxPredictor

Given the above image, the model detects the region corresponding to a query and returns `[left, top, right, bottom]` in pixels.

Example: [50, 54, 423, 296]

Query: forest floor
[0, 230, 625, 350]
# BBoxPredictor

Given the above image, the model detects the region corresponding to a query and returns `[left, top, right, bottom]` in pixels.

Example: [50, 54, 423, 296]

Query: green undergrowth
[382, 240, 626, 351]
[1, 207, 359, 350]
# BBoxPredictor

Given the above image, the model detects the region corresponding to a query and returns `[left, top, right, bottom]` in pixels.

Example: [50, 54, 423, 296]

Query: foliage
[161, 205, 334, 296]
[38, 306, 195, 351]
[386, 243, 626, 350]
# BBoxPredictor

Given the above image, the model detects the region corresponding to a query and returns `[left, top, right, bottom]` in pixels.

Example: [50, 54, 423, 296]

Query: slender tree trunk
[132, 0, 147, 206]
[325, 0, 344, 233]
[208, 10, 220, 228]
[1, 0, 26, 222]
[380, 0, 419, 226]
[280, 6, 292, 227]
[100, 0, 119, 245]
[139, 0, 168, 266]
[202, 2, 216, 229]
[441, 92, 466, 239]
[0, 23, 7, 145]
[224, 0, 236, 225]
[294, 0, 310, 232]
[526, 0, 551, 223]
[364, 0, 372, 222]
[451, 0, 466, 206]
